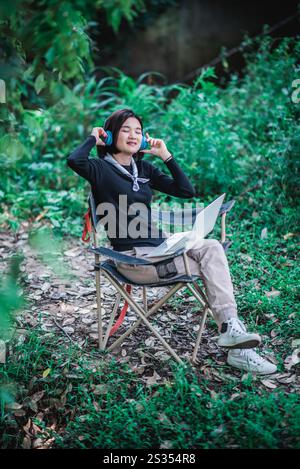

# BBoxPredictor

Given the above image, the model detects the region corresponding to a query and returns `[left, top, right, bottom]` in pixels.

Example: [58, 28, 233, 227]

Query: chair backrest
[88, 192, 235, 233]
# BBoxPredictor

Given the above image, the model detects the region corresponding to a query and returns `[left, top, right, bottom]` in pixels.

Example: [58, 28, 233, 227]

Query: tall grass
[1, 331, 299, 449]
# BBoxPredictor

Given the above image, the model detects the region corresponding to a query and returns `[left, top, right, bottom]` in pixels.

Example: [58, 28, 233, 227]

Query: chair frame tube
[89, 196, 232, 363]
[101, 270, 184, 364]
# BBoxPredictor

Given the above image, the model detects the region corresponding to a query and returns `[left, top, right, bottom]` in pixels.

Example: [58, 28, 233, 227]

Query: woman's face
[115, 117, 143, 154]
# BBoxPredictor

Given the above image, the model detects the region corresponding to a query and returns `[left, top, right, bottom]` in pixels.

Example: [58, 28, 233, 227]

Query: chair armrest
[89, 246, 186, 266]
[89, 247, 153, 265]
[219, 200, 235, 216]
[219, 200, 235, 243]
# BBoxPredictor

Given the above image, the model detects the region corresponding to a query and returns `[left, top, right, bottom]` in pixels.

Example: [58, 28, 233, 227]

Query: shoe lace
[239, 349, 266, 366]
[228, 318, 247, 336]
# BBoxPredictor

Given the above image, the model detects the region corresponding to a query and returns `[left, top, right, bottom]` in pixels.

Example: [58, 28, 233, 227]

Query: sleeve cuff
[88, 135, 97, 144]
[164, 154, 174, 164]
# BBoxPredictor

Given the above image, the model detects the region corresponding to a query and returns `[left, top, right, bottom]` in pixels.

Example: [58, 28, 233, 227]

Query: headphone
[100, 130, 149, 151]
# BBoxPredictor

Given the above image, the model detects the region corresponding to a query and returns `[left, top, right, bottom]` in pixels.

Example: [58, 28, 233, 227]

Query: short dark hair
[97, 108, 144, 161]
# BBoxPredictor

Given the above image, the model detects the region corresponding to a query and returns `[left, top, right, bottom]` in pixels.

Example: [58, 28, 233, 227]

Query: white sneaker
[218, 317, 261, 349]
[227, 348, 277, 374]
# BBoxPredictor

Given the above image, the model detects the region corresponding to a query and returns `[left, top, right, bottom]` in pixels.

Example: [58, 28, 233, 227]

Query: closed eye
[122, 129, 142, 134]
[121, 126, 142, 134]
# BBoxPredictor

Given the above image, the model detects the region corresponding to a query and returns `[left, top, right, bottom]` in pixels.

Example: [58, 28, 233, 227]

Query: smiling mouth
[127, 142, 137, 146]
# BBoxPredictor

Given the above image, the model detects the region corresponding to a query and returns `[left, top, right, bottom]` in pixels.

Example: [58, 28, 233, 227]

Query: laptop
[144, 194, 226, 259]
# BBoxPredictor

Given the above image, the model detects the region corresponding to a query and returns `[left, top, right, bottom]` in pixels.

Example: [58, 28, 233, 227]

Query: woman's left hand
[140, 132, 172, 161]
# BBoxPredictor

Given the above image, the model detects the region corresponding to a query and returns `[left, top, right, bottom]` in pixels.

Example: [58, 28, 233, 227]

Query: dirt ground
[1, 223, 298, 390]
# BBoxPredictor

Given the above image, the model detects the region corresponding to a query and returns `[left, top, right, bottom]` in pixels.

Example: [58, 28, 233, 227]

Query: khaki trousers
[115, 238, 238, 327]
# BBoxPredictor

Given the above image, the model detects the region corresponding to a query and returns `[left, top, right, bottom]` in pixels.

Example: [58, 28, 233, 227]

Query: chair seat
[96, 260, 201, 287]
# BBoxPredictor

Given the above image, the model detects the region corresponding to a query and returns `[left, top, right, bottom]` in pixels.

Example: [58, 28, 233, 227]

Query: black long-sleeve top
[67, 135, 196, 251]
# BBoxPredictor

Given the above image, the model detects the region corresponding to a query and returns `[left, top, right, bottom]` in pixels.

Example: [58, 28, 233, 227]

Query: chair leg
[93, 230, 103, 349]
[95, 268, 103, 349]
[188, 282, 214, 318]
[142, 286, 148, 312]
[192, 306, 208, 363]
[102, 292, 122, 350]
[108, 282, 184, 352]
[102, 271, 184, 364]
[185, 283, 213, 362]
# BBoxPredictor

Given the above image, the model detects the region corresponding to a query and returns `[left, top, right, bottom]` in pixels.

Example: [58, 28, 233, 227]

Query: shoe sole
[227, 359, 277, 374]
[218, 338, 261, 349]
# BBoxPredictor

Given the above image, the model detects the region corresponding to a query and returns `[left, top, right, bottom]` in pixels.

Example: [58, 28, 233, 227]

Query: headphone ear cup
[102, 130, 112, 146]
[139, 134, 148, 151]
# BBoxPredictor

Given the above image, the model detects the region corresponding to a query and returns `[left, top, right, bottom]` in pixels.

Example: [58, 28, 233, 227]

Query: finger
[99, 128, 108, 137]
[95, 132, 106, 144]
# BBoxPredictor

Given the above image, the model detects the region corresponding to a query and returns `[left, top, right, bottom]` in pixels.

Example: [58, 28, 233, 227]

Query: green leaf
[34, 73, 46, 95]
[42, 368, 51, 378]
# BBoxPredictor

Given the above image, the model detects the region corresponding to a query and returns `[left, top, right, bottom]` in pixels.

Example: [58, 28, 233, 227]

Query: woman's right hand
[91, 127, 108, 146]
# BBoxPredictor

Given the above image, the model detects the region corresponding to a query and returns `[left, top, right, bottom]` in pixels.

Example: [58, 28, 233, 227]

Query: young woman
[67, 108, 277, 375]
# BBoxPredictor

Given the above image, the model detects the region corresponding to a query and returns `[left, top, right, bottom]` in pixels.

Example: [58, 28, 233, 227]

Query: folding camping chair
[84, 193, 235, 365]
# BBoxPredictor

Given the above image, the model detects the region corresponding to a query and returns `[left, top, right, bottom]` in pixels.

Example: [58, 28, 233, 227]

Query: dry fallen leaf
[62, 326, 75, 335]
[35, 437, 55, 449]
[146, 371, 161, 386]
[291, 348, 300, 366]
[283, 350, 300, 371]
[14, 409, 26, 417]
[265, 289, 281, 298]
[64, 248, 82, 257]
[260, 227, 268, 239]
[32, 438, 44, 449]
[276, 374, 296, 384]
[229, 392, 245, 401]
[154, 350, 170, 361]
[240, 253, 253, 262]
[62, 317, 76, 326]
[89, 333, 99, 340]
[283, 232, 296, 240]
[93, 384, 109, 395]
[160, 440, 173, 449]
[81, 317, 94, 324]
[210, 390, 219, 400]
[135, 403, 145, 413]
[0, 340, 6, 364]
[261, 379, 277, 389]
[22, 436, 32, 449]
[6, 402, 23, 410]
[167, 312, 177, 320]
[145, 337, 156, 347]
